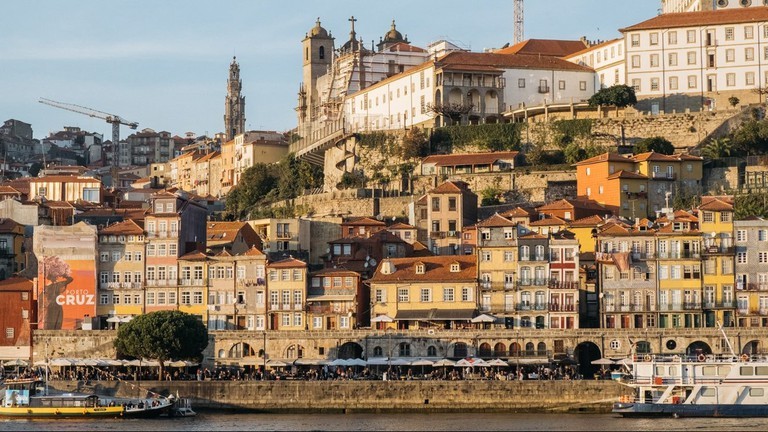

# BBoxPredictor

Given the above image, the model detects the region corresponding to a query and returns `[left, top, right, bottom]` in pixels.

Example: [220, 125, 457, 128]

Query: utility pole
[513, 0, 524, 45]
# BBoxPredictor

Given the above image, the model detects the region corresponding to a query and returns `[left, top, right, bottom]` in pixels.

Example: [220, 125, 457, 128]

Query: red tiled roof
[388, 42, 426, 53]
[569, 214, 605, 227]
[529, 215, 567, 226]
[537, 199, 607, 212]
[573, 152, 633, 166]
[99, 219, 144, 235]
[565, 38, 623, 59]
[430, 180, 471, 194]
[422, 151, 519, 167]
[621, 8, 768, 32]
[343, 216, 386, 227]
[369, 255, 476, 283]
[437, 51, 594, 73]
[178, 250, 208, 261]
[698, 198, 734, 212]
[239, 245, 266, 257]
[0, 276, 33, 292]
[606, 170, 649, 180]
[388, 222, 415, 230]
[631, 152, 680, 163]
[268, 257, 307, 268]
[476, 213, 516, 228]
[496, 38, 588, 57]
[500, 206, 536, 218]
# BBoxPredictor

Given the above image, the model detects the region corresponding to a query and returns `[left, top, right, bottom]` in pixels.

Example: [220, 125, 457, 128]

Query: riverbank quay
[48, 380, 630, 413]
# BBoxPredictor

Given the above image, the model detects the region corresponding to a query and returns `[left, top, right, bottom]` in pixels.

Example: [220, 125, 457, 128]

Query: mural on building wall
[33, 223, 97, 330]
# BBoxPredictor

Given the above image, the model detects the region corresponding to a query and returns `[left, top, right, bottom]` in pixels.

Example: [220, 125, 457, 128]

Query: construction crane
[513, 0, 524, 45]
[38, 98, 138, 171]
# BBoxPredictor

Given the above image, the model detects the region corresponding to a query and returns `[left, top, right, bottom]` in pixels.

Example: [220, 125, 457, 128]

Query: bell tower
[301, 18, 334, 125]
[224, 56, 245, 141]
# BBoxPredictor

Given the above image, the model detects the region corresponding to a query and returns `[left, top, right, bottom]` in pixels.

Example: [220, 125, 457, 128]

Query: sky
[1, 0, 659, 141]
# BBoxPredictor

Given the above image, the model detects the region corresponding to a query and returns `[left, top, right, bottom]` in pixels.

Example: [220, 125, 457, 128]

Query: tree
[588, 84, 637, 116]
[563, 142, 587, 164]
[115, 310, 208, 379]
[635, 136, 675, 155]
[427, 102, 474, 125]
[728, 96, 740, 108]
[735, 192, 768, 220]
[399, 127, 430, 160]
[700, 137, 732, 160]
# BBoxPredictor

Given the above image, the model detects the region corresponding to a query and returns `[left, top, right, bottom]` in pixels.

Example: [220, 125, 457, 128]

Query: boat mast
[717, 321, 737, 358]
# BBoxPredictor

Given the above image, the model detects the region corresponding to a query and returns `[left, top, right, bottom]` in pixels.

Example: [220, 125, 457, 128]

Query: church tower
[300, 18, 334, 126]
[224, 56, 245, 141]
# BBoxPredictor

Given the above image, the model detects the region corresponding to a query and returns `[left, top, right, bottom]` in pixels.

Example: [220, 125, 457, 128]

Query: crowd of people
[2, 363, 595, 383]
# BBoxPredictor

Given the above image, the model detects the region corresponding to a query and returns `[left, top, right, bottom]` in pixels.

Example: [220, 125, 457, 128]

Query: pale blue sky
[1, 1, 659, 140]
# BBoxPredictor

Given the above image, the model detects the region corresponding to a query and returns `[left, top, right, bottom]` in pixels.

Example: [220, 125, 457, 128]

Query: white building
[662, 0, 768, 14]
[565, 38, 627, 91]
[622, 7, 768, 113]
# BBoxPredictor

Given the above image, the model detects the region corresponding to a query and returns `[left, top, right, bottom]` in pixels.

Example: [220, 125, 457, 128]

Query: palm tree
[701, 137, 732, 160]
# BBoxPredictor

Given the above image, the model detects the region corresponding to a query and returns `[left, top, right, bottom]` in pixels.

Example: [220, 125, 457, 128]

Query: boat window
[718, 366, 731, 376]
[668, 366, 679, 376]
[741, 366, 754, 376]
[756, 366, 768, 375]
[655, 366, 665, 375]
[701, 387, 716, 397]
[750, 388, 764, 397]
[702, 366, 717, 376]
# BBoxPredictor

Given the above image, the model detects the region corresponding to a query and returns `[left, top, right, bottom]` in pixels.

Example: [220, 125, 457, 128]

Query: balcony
[538, 85, 550, 94]
[651, 171, 677, 181]
[430, 231, 446, 239]
[276, 231, 292, 239]
[517, 278, 549, 287]
[702, 245, 735, 255]
[684, 302, 702, 310]
[480, 282, 516, 291]
[656, 251, 700, 259]
[742, 283, 768, 291]
[549, 280, 580, 290]
[549, 304, 576, 312]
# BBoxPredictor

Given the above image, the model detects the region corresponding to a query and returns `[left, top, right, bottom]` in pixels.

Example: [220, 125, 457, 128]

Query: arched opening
[453, 342, 468, 358]
[427, 346, 437, 357]
[398, 342, 411, 357]
[525, 342, 535, 355]
[338, 342, 363, 359]
[373, 346, 383, 357]
[520, 316, 532, 328]
[509, 342, 521, 356]
[478, 342, 492, 358]
[574, 341, 601, 377]
[742, 340, 760, 355]
[636, 340, 652, 354]
[686, 340, 712, 356]
[537, 342, 547, 355]
[285, 344, 305, 359]
[484, 90, 498, 116]
[319, 46, 325, 59]
[228, 342, 255, 358]
[494, 342, 507, 357]
[218, 349, 226, 358]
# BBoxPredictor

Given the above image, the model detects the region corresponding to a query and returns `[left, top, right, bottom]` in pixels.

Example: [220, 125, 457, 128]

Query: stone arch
[218, 349, 226, 358]
[427, 345, 438, 357]
[398, 342, 411, 357]
[636, 340, 652, 354]
[285, 344, 305, 359]
[494, 342, 507, 357]
[338, 342, 363, 359]
[448, 88, 464, 105]
[372, 346, 383, 357]
[574, 341, 601, 377]
[509, 342, 521, 356]
[452, 342, 469, 358]
[686, 340, 712, 356]
[228, 342, 255, 358]
[537, 342, 547, 354]
[525, 342, 535, 354]
[742, 340, 760, 355]
[478, 342, 492, 358]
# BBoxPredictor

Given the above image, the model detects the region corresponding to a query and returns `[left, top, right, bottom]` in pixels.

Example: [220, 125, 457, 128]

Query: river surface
[3, 412, 768, 431]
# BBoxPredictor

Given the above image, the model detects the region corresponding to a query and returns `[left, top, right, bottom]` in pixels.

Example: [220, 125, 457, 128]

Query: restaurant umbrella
[347, 358, 367, 367]
[265, 359, 289, 368]
[591, 358, 615, 365]
[411, 358, 434, 376]
[487, 358, 509, 367]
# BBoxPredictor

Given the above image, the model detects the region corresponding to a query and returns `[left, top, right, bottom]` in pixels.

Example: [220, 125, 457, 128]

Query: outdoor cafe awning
[395, 309, 476, 321]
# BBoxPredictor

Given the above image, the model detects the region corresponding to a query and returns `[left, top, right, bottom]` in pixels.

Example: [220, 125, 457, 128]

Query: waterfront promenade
[50, 380, 630, 413]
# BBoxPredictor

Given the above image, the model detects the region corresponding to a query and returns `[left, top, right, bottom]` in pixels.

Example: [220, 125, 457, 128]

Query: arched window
[453, 342, 468, 358]
[520, 245, 530, 260]
[478, 343, 492, 357]
[218, 349, 226, 358]
[427, 346, 437, 357]
[537, 342, 547, 354]
[373, 346, 383, 357]
[398, 342, 411, 357]
[509, 343, 520, 356]
[494, 343, 507, 357]
[286, 344, 305, 359]
[535, 245, 545, 260]
[525, 342, 535, 354]
[305, 47, 309, 61]
[319, 46, 325, 59]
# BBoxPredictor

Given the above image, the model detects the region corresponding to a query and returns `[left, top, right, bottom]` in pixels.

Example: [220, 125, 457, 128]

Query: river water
[3, 412, 768, 431]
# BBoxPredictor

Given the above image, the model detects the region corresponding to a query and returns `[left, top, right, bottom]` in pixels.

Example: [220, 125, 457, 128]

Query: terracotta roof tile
[343, 216, 386, 226]
[99, 219, 144, 235]
[239, 245, 266, 257]
[369, 255, 476, 283]
[621, 8, 768, 32]
[437, 51, 594, 73]
[0, 276, 33, 292]
[388, 222, 415, 230]
[178, 250, 208, 261]
[606, 170, 649, 180]
[500, 206, 536, 218]
[569, 214, 605, 227]
[430, 180, 472, 194]
[476, 213, 517, 228]
[529, 215, 567, 226]
[698, 198, 734, 212]
[573, 152, 633, 166]
[269, 257, 307, 268]
[496, 38, 589, 57]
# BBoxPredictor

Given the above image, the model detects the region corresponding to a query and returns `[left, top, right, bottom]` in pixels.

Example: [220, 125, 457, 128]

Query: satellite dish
[369, 258, 377, 266]
[364, 262, 369, 268]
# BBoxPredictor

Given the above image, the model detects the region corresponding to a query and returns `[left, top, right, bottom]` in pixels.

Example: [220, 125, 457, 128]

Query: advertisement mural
[33, 223, 97, 330]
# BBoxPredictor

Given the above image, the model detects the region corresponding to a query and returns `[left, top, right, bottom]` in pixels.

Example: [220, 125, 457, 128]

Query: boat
[613, 352, 768, 418]
[0, 378, 174, 418]
[166, 396, 196, 417]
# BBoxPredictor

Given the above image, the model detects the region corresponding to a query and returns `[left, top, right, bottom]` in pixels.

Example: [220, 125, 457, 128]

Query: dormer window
[415, 263, 425, 274]
[450, 262, 460, 273]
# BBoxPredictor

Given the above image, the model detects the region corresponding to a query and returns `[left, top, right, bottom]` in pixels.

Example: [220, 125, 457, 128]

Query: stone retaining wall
[50, 380, 629, 413]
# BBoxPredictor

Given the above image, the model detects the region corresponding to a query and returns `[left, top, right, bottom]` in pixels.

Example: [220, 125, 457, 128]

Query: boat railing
[630, 353, 754, 363]
[630, 375, 724, 385]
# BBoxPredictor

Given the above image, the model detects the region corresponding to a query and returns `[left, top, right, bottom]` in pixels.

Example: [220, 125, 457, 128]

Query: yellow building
[568, 214, 605, 254]
[176, 251, 209, 322]
[369, 256, 478, 330]
[0, 218, 25, 278]
[96, 219, 146, 327]
[698, 197, 735, 328]
[266, 257, 307, 331]
[655, 211, 703, 329]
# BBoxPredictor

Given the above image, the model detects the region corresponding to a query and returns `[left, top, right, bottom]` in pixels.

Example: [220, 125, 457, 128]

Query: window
[687, 30, 696, 43]
[518, 78, 525, 88]
[747, 72, 756, 86]
[668, 52, 677, 66]
[580, 81, 587, 91]
[669, 76, 678, 90]
[558, 80, 565, 90]
[650, 32, 659, 45]
[668, 31, 677, 45]
[650, 78, 659, 91]
[5, 328, 13, 339]
[420, 288, 432, 302]
[631, 34, 640, 47]
[688, 75, 697, 89]
[650, 54, 659, 68]
[746, 26, 755, 39]
[737, 252, 748, 264]
[760, 252, 768, 264]
[687, 51, 696, 65]
[147, 244, 155, 256]
[462, 287, 472, 302]
[100, 252, 109, 262]
[632, 79, 641, 92]
[737, 230, 748, 242]
[631, 55, 641, 68]
[375, 289, 385, 303]
[727, 73, 736, 87]
[725, 27, 734, 41]
[444, 287, 454, 302]
[398, 288, 409, 302]
[746, 47, 755, 62]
